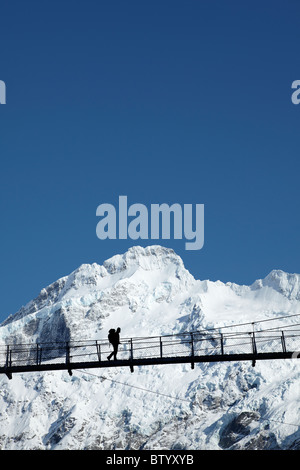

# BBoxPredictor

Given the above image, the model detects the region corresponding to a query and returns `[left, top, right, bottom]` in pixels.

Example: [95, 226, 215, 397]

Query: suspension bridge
[1, 315, 300, 379]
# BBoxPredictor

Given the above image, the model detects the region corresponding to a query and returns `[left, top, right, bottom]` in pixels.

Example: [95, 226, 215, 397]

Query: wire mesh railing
[1, 327, 300, 374]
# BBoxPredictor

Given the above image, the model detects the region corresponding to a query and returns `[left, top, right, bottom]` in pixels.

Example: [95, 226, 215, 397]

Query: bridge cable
[75, 369, 300, 429]
[76, 369, 191, 404]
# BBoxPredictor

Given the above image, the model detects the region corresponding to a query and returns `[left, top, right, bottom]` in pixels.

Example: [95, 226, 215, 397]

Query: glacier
[0, 245, 299, 450]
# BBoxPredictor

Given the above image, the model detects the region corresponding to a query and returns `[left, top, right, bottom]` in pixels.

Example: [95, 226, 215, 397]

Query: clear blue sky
[0, 0, 300, 322]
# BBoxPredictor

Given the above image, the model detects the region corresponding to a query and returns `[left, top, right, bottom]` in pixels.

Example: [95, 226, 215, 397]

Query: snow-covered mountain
[0, 245, 300, 450]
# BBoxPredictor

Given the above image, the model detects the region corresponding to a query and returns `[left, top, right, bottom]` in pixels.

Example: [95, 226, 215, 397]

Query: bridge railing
[1, 329, 300, 371]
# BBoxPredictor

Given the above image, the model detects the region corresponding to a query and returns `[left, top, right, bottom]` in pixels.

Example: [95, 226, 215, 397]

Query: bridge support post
[281, 331, 287, 353]
[220, 333, 224, 355]
[190, 333, 194, 369]
[130, 338, 134, 373]
[66, 342, 72, 376]
[5, 345, 12, 380]
[36, 343, 42, 366]
[96, 341, 101, 362]
[251, 332, 257, 367]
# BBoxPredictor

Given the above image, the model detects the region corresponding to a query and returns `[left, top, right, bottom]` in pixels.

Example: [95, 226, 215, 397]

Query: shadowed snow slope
[0, 245, 300, 450]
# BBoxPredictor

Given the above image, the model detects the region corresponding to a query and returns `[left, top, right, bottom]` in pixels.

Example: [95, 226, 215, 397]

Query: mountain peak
[252, 269, 300, 300]
[0, 245, 194, 342]
[103, 245, 185, 274]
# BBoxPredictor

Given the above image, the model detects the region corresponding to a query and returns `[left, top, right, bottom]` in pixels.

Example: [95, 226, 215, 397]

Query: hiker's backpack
[108, 329, 115, 344]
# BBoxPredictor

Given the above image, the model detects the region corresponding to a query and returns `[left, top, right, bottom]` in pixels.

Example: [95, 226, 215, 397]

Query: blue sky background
[0, 0, 300, 323]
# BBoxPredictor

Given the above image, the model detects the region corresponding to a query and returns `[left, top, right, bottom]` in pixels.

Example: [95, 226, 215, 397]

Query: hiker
[107, 327, 121, 361]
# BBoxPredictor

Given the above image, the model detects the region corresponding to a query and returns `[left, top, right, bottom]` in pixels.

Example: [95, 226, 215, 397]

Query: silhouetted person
[107, 327, 121, 361]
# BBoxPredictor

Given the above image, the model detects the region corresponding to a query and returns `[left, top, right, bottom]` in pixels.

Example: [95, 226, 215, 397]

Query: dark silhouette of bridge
[1, 323, 300, 379]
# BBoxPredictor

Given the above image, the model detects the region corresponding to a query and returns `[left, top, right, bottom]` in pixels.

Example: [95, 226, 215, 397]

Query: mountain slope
[0, 245, 299, 450]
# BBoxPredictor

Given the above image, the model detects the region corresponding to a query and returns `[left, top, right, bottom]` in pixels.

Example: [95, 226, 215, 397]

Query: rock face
[0, 245, 300, 450]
